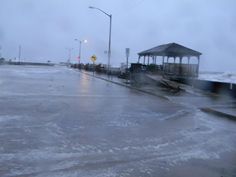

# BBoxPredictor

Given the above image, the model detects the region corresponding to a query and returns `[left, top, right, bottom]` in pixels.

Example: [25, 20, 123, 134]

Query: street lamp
[89, 6, 112, 74]
[74, 39, 87, 64]
[66, 48, 73, 65]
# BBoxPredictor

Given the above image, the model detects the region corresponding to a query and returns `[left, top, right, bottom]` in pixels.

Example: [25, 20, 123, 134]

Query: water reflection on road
[0, 65, 235, 177]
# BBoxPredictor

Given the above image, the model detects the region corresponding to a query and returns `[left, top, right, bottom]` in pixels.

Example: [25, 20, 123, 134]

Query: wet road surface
[0, 65, 236, 177]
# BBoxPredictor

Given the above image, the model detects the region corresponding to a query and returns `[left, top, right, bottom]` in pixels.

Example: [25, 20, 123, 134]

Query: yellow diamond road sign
[91, 55, 97, 62]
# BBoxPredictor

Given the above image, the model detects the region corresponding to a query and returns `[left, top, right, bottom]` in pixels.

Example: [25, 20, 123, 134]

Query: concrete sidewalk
[80, 70, 236, 120]
[80, 70, 169, 100]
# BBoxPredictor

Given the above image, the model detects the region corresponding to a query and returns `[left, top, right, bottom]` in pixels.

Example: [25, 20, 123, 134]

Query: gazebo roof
[138, 43, 202, 57]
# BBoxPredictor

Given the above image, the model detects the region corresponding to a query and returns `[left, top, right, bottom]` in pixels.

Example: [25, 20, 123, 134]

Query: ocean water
[199, 71, 236, 84]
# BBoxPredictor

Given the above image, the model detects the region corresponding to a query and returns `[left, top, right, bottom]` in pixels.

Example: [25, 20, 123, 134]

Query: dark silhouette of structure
[138, 43, 202, 78]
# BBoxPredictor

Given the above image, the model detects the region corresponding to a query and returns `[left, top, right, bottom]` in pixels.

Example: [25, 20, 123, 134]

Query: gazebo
[138, 43, 202, 77]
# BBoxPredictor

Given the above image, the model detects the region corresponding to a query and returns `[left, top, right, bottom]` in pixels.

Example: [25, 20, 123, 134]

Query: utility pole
[18, 45, 21, 63]
[66, 48, 73, 65]
[125, 48, 130, 84]
[0, 45, 2, 58]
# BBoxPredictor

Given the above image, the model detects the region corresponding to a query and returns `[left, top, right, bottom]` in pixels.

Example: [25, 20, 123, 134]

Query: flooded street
[0, 65, 236, 177]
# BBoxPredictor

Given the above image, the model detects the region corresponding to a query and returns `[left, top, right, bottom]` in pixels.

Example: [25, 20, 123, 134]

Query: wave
[199, 71, 236, 84]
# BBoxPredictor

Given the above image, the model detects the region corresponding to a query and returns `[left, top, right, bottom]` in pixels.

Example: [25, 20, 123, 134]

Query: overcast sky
[0, 0, 235, 71]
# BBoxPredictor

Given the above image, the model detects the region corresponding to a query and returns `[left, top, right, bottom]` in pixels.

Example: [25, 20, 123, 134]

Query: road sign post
[90, 55, 97, 76]
[125, 48, 130, 83]
[125, 48, 130, 70]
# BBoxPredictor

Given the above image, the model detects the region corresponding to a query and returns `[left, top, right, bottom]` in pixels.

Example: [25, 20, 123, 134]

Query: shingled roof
[138, 43, 202, 57]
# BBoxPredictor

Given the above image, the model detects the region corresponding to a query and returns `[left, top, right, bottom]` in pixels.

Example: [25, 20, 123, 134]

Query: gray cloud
[0, 0, 235, 71]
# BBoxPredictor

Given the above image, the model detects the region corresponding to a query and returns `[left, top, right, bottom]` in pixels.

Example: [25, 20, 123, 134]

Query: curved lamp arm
[89, 6, 111, 18]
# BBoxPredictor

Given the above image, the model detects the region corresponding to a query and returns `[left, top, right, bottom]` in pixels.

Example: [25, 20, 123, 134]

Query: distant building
[137, 43, 202, 78]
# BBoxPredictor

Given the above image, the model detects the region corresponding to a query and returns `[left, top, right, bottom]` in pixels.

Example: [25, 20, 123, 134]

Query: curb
[200, 107, 236, 120]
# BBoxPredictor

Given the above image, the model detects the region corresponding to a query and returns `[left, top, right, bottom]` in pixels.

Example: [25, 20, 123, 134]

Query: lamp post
[74, 39, 87, 65]
[66, 48, 73, 66]
[18, 45, 22, 64]
[89, 6, 112, 74]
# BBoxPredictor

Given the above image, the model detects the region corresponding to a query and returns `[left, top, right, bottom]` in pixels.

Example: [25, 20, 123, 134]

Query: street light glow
[75, 39, 87, 44]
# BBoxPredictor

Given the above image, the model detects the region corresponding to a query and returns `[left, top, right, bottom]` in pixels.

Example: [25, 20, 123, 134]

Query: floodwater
[0, 65, 236, 177]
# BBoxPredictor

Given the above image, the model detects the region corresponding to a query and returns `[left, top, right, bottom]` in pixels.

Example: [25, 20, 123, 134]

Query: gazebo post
[197, 56, 200, 77]
[143, 56, 146, 65]
[148, 55, 150, 65]
[138, 56, 141, 63]
[173, 57, 176, 74]
[162, 56, 164, 72]
[154, 56, 157, 70]
[179, 57, 183, 76]
[187, 56, 190, 76]
[168, 57, 170, 73]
